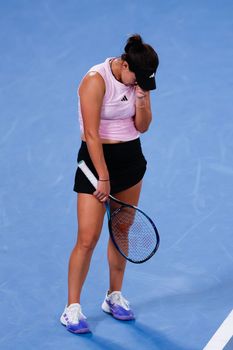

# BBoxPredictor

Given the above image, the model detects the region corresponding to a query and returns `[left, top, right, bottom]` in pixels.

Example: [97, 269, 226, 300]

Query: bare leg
[68, 193, 106, 305]
[107, 181, 143, 293]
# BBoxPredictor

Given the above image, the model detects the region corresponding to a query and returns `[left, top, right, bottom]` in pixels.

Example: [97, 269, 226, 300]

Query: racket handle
[78, 160, 98, 189]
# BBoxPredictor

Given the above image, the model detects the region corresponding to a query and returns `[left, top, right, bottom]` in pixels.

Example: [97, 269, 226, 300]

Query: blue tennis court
[1, 1, 233, 349]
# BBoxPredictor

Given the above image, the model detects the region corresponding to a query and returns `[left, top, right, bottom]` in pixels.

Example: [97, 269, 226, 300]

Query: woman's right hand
[93, 180, 110, 203]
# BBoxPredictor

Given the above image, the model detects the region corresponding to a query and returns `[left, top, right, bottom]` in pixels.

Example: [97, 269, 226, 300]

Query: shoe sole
[60, 316, 91, 334]
[61, 322, 91, 334]
[67, 327, 91, 334]
[102, 301, 135, 321]
[102, 309, 135, 320]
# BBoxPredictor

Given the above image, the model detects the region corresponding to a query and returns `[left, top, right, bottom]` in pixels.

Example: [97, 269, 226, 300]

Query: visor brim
[135, 71, 156, 91]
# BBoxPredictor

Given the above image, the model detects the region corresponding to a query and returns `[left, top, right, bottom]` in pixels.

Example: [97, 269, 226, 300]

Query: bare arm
[134, 86, 152, 133]
[79, 72, 110, 200]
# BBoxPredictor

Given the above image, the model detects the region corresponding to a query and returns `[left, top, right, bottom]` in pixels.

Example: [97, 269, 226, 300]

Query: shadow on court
[130, 321, 197, 350]
[72, 320, 197, 350]
[59, 308, 198, 350]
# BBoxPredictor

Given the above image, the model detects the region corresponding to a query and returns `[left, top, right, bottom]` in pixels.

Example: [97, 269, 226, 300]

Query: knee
[77, 231, 100, 252]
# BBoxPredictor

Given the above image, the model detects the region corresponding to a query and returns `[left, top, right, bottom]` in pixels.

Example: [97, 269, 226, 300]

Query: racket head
[107, 201, 160, 264]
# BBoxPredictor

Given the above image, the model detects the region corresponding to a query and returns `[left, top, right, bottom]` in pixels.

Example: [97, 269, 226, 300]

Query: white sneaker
[60, 303, 91, 334]
[102, 291, 135, 320]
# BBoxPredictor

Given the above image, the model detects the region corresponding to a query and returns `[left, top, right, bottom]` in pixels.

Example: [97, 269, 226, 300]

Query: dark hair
[121, 34, 159, 73]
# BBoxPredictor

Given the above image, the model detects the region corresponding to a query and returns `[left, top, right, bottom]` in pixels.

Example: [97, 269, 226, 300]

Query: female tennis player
[60, 34, 159, 334]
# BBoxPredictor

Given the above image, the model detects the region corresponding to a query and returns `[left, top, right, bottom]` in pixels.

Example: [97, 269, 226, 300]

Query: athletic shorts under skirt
[73, 138, 147, 195]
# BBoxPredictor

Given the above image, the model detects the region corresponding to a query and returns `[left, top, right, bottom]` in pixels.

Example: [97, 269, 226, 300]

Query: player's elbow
[135, 120, 151, 133]
[84, 128, 100, 141]
[134, 112, 152, 133]
[142, 127, 149, 133]
[135, 125, 147, 133]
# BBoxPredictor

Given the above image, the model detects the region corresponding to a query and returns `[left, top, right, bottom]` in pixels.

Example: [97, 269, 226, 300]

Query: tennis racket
[78, 160, 160, 264]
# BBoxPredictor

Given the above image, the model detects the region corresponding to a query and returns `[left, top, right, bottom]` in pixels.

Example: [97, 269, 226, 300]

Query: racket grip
[78, 160, 98, 189]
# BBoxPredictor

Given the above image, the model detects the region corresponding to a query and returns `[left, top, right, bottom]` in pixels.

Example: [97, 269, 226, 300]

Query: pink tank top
[78, 58, 140, 141]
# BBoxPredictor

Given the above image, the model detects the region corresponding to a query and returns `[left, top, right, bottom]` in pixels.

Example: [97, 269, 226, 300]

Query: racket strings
[110, 206, 158, 262]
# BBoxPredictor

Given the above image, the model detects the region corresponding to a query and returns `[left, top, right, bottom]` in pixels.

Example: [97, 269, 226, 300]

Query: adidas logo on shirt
[121, 95, 128, 101]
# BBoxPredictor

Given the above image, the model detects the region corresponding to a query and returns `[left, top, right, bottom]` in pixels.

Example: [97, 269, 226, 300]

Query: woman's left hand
[93, 180, 110, 203]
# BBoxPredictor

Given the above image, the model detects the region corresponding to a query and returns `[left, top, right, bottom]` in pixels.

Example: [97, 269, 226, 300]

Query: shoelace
[110, 293, 130, 309]
[67, 305, 86, 323]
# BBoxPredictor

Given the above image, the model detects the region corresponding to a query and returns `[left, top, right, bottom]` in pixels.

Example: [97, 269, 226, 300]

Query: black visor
[135, 69, 156, 91]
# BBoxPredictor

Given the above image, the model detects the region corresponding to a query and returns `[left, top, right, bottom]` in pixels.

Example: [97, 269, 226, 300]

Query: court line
[203, 310, 233, 350]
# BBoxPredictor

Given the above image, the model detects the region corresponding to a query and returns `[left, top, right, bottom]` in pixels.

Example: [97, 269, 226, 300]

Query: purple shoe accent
[106, 300, 135, 320]
[66, 319, 91, 334]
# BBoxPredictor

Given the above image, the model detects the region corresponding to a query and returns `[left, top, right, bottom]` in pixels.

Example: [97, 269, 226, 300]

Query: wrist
[98, 178, 110, 182]
[98, 168, 109, 180]
[136, 99, 146, 108]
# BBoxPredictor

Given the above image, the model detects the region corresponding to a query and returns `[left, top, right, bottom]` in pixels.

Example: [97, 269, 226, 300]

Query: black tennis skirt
[73, 138, 147, 195]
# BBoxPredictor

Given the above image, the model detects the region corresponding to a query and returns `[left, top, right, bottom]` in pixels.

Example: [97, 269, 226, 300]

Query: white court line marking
[203, 310, 233, 350]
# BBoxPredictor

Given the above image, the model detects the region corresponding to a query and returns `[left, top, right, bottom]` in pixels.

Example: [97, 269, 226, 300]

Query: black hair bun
[121, 34, 159, 82]
[124, 34, 144, 53]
